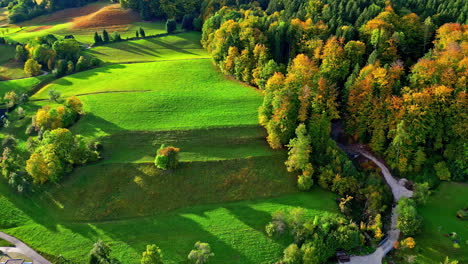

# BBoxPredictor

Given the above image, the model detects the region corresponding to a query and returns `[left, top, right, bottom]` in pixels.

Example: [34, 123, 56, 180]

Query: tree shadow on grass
[63, 64, 127, 82]
[61, 212, 249, 263]
[146, 38, 197, 55]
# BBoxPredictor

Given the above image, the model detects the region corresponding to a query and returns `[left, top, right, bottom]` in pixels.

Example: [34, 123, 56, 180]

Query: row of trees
[89, 240, 214, 264]
[17, 34, 101, 77]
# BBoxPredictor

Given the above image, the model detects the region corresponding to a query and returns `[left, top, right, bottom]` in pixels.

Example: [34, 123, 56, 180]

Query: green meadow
[86, 32, 209, 63]
[0, 44, 27, 80]
[0, 75, 49, 97]
[413, 183, 468, 264]
[0, 187, 339, 263]
[33, 60, 262, 136]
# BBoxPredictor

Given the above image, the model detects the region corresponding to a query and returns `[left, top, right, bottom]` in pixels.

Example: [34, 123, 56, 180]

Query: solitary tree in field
[24, 58, 42, 77]
[139, 27, 146, 38]
[188, 241, 214, 264]
[166, 19, 177, 33]
[136, 30, 139, 38]
[141, 244, 163, 264]
[154, 144, 180, 170]
[48, 90, 61, 103]
[89, 240, 112, 264]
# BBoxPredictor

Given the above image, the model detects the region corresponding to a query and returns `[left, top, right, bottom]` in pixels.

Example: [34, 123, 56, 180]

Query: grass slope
[0, 75, 48, 97]
[413, 183, 468, 264]
[0, 44, 27, 80]
[1, 186, 338, 264]
[33, 60, 262, 136]
[86, 32, 209, 63]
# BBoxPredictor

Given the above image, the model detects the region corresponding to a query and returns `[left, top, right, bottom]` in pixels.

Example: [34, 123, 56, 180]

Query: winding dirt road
[0, 231, 51, 264]
[339, 144, 413, 264]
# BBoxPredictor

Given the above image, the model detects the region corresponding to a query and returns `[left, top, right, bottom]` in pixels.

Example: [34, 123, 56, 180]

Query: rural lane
[0, 231, 52, 264]
[338, 144, 413, 264]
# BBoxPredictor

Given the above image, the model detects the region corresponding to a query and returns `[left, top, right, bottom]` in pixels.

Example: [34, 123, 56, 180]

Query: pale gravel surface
[339, 145, 413, 264]
[0, 231, 51, 264]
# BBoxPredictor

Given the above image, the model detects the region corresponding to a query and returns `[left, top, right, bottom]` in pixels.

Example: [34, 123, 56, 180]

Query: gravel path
[0, 232, 51, 264]
[339, 145, 413, 264]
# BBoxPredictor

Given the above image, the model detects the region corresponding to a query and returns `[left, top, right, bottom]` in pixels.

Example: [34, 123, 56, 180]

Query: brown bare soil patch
[26, 25, 52, 32]
[22, 3, 106, 25]
[71, 4, 140, 29]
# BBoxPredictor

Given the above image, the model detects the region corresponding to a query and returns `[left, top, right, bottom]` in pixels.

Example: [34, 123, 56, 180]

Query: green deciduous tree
[141, 244, 163, 264]
[397, 198, 422, 236]
[188, 241, 214, 264]
[285, 124, 311, 172]
[166, 19, 177, 33]
[24, 58, 42, 77]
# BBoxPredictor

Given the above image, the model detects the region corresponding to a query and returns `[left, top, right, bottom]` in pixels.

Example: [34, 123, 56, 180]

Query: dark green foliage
[413, 182, 431, 205]
[397, 198, 422, 236]
[193, 17, 203, 31]
[268, 208, 362, 264]
[53, 59, 67, 77]
[94, 32, 103, 44]
[139, 27, 146, 38]
[89, 240, 119, 264]
[102, 30, 110, 42]
[8, 0, 98, 23]
[182, 14, 194, 30]
[166, 19, 177, 33]
[111, 32, 121, 42]
[154, 144, 180, 170]
[52, 39, 81, 62]
[15, 45, 28, 62]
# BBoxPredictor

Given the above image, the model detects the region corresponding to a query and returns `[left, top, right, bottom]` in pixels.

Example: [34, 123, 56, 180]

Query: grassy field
[0, 75, 48, 97]
[0, 44, 27, 80]
[86, 32, 209, 63]
[32, 59, 262, 136]
[412, 183, 468, 264]
[1, 184, 339, 263]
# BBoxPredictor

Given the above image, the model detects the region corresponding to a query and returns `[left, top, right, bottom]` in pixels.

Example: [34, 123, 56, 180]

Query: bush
[141, 244, 163, 264]
[193, 17, 203, 31]
[435, 161, 451, 181]
[154, 144, 180, 170]
[188, 241, 214, 264]
[166, 19, 177, 33]
[76, 56, 89, 72]
[283, 244, 301, 264]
